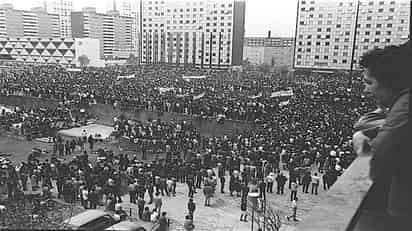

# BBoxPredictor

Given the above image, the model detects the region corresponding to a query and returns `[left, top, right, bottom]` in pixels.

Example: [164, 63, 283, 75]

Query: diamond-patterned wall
[0, 37, 76, 65]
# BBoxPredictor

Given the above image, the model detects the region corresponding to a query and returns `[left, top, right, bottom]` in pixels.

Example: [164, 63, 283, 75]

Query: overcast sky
[4, 0, 298, 37]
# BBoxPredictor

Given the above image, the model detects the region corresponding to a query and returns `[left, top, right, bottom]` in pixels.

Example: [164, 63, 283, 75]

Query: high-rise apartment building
[140, 0, 245, 68]
[294, 0, 410, 70]
[107, 0, 140, 59]
[44, 0, 73, 38]
[243, 36, 294, 68]
[0, 3, 59, 38]
[71, 7, 133, 59]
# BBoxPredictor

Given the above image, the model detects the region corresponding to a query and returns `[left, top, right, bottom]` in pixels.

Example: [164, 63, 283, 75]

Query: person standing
[266, 172, 275, 193]
[137, 196, 145, 219]
[311, 173, 320, 195]
[154, 192, 163, 214]
[290, 181, 298, 201]
[286, 199, 298, 221]
[302, 171, 311, 194]
[187, 198, 196, 220]
[240, 197, 248, 222]
[184, 215, 195, 231]
[352, 43, 411, 230]
[276, 172, 287, 195]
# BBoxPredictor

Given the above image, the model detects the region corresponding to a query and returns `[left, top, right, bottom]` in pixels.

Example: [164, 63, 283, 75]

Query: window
[378, 8, 384, 13]
[364, 38, 369, 42]
[342, 59, 347, 64]
[333, 59, 338, 63]
[387, 24, 392, 28]
[389, 8, 395, 12]
[376, 24, 382, 28]
[300, 21, 305, 25]
[324, 56, 328, 60]
[336, 24, 341, 28]
[385, 38, 391, 43]
[375, 31, 381, 35]
[334, 45, 339, 50]
[316, 42, 321, 46]
[326, 28, 331, 32]
[315, 55, 319, 59]
[307, 35, 312, 39]
[366, 24, 371, 28]
[325, 42, 330, 46]
[367, 16, 372, 20]
[317, 28, 322, 32]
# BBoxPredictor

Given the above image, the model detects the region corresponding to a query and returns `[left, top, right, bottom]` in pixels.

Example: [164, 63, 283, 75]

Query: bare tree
[246, 199, 281, 231]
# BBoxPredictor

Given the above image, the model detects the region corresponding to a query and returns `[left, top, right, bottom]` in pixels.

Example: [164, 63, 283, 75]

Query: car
[62, 209, 118, 230]
[105, 221, 149, 231]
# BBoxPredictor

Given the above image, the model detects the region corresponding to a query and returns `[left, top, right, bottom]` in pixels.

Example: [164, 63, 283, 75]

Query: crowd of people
[0, 61, 378, 229]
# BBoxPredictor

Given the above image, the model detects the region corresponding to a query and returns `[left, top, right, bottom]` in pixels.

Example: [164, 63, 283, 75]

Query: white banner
[157, 87, 175, 94]
[271, 88, 294, 98]
[193, 92, 206, 100]
[117, 74, 135, 80]
[182, 75, 207, 81]
[67, 68, 82, 72]
[248, 92, 262, 99]
[279, 100, 290, 107]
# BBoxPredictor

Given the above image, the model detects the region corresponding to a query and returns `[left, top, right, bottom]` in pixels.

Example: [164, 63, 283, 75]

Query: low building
[243, 36, 294, 69]
[0, 37, 104, 67]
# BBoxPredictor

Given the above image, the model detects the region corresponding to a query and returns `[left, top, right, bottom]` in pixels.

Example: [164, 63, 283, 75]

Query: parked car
[62, 209, 118, 230]
[105, 221, 148, 231]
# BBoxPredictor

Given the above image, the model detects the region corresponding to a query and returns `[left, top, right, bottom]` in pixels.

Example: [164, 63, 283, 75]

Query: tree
[78, 55, 90, 67]
[126, 53, 137, 65]
[247, 199, 282, 231]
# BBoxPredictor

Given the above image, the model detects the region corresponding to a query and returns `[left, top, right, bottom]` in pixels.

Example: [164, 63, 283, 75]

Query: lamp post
[248, 192, 260, 231]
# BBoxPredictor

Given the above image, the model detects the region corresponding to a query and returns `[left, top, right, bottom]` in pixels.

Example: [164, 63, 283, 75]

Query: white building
[140, 0, 245, 68]
[74, 38, 104, 67]
[294, 0, 410, 70]
[44, 0, 73, 38]
[107, 0, 140, 59]
[243, 37, 294, 68]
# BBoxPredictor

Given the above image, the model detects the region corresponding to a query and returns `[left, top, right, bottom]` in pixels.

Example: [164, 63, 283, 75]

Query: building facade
[44, 0, 73, 38]
[294, 0, 410, 70]
[107, 0, 140, 59]
[0, 37, 75, 64]
[243, 37, 294, 68]
[71, 7, 133, 60]
[140, 0, 245, 68]
[0, 4, 59, 39]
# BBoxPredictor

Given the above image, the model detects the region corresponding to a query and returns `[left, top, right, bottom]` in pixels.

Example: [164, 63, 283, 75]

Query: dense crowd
[0, 63, 376, 229]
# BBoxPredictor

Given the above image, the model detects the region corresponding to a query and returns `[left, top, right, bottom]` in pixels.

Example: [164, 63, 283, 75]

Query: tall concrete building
[140, 0, 245, 68]
[243, 36, 294, 68]
[107, 0, 140, 59]
[0, 3, 59, 38]
[44, 0, 73, 38]
[294, 0, 410, 70]
[71, 7, 133, 59]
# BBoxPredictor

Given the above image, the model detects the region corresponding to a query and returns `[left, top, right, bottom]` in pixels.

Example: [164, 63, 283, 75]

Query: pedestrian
[276, 172, 286, 194]
[311, 173, 320, 195]
[290, 181, 298, 201]
[154, 192, 163, 214]
[137, 196, 145, 219]
[302, 171, 311, 194]
[240, 197, 248, 222]
[266, 172, 275, 193]
[184, 215, 195, 231]
[187, 198, 196, 220]
[286, 198, 298, 222]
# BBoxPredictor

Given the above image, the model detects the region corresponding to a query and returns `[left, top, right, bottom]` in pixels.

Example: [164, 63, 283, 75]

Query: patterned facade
[294, 0, 410, 70]
[140, 0, 245, 68]
[0, 37, 75, 64]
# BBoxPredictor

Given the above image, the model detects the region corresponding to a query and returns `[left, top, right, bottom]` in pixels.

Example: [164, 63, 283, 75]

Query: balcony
[293, 155, 390, 231]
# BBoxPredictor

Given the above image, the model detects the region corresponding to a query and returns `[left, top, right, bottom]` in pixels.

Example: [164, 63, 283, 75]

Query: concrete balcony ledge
[293, 156, 373, 231]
